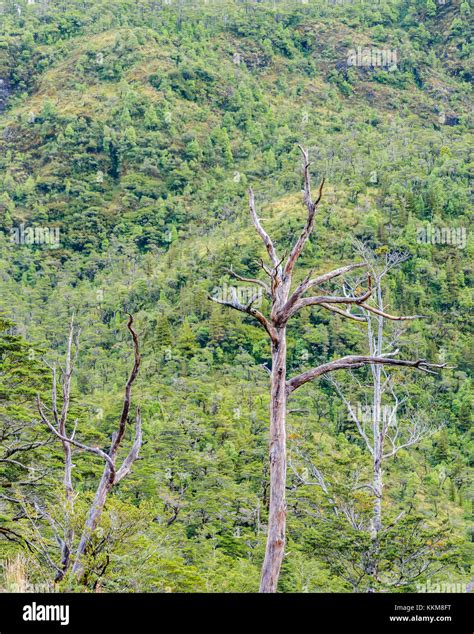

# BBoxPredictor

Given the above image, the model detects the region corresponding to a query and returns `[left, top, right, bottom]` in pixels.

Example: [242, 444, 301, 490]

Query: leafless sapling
[37, 315, 142, 583]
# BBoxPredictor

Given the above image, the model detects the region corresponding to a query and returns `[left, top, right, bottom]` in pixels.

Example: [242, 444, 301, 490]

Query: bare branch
[3, 439, 51, 458]
[249, 188, 280, 269]
[359, 303, 426, 321]
[283, 147, 325, 280]
[114, 407, 142, 484]
[71, 315, 143, 579]
[383, 418, 441, 459]
[281, 262, 368, 320]
[16, 496, 63, 574]
[298, 262, 367, 301]
[0, 526, 35, 552]
[109, 314, 141, 459]
[210, 293, 277, 343]
[59, 316, 80, 435]
[50, 364, 60, 428]
[287, 286, 372, 320]
[37, 397, 116, 479]
[287, 355, 448, 393]
[319, 302, 367, 322]
[226, 267, 271, 297]
[328, 377, 373, 455]
[288, 456, 331, 495]
[257, 258, 273, 278]
[0, 458, 45, 472]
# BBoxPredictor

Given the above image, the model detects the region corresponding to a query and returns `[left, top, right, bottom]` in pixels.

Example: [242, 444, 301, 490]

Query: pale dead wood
[226, 266, 271, 297]
[210, 287, 277, 343]
[37, 401, 117, 479]
[286, 285, 373, 320]
[210, 147, 447, 594]
[283, 146, 325, 280]
[283, 261, 368, 315]
[287, 355, 447, 394]
[114, 406, 142, 483]
[357, 303, 426, 321]
[249, 188, 280, 269]
[72, 314, 142, 579]
[319, 302, 367, 322]
[38, 315, 143, 582]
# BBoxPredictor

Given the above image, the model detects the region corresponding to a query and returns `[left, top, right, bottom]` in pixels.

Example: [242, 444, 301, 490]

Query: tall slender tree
[211, 148, 446, 593]
[327, 245, 442, 591]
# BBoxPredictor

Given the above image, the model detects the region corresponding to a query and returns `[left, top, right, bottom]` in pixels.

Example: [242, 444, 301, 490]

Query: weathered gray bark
[71, 469, 113, 578]
[43, 320, 80, 582]
[366, 283, 384, 591]
[260, 328, 287, 593]
[211, 148, 446, 592]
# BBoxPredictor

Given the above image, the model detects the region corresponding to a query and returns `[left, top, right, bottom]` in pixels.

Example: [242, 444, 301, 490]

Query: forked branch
[210, 287, 277, 342]
[37, 400, 116, 480]
[37, 315, 143, 581]
[284, 146, 325, 279]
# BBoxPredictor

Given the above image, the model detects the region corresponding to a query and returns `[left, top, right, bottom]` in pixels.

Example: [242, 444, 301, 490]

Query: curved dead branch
[287, 355, 448, 394]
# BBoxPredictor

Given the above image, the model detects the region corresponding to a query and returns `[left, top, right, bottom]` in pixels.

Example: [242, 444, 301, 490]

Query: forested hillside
[0, 0, 472, 593]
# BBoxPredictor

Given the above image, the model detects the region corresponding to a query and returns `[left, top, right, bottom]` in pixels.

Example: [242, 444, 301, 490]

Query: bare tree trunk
[71, 469, 113, 579]
[367, 284, 384, 590]
[367, 441, 383, 592]
[51, 322, 78, 583]
[373, 284, 384, 535]
[212, 148, 445, 593]
[373, 456, 383, 534]
[372, 368, 383, 537]
[260, 328, 287, 593]
[55, 439, 74, 582]
[363, 279, 383, 592]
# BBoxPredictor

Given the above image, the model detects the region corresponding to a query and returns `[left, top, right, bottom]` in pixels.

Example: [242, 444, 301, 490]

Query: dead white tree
[211, 148, 446, 593]
[37, 314, 142, 582]
[327, 246, 442, 590]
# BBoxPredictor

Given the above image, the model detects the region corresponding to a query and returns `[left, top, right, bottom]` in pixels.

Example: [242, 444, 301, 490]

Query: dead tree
[37, 314, 142, 582]
[328, 246, 442, 591]
[211, 147, 446, 593]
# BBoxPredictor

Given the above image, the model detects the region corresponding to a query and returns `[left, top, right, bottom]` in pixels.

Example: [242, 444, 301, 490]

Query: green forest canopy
[0, 0, 472, 592]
